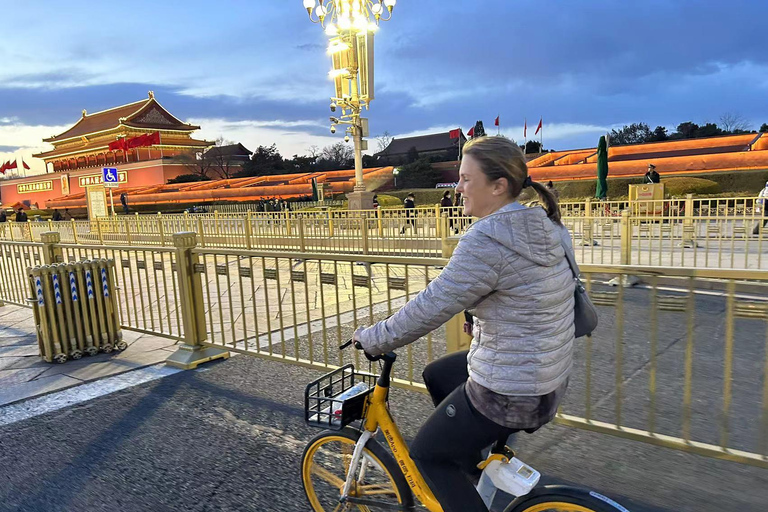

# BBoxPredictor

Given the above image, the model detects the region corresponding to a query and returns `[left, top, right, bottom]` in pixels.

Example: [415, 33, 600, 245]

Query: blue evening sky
[1, 0, 767, 174]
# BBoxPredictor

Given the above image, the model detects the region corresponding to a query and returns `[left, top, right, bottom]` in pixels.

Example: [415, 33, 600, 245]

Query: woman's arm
[355, 231, 502, 356]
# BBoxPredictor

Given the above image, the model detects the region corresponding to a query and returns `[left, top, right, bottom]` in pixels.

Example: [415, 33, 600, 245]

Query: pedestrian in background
[441, 190, 454, 233]
[0, 210, 6, 223]
[372, 194, 380, 209]
[120, 192, 129, 214]
[52, 209, 63, 222]
[754, 180, 768, 235]
[400, 193, 416, 234]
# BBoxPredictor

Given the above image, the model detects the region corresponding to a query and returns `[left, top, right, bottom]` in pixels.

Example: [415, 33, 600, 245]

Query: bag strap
[558, 229, 580, 279]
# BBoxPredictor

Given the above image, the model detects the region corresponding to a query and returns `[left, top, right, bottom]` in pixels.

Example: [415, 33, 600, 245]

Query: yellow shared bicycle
[301, 342, 630, 512]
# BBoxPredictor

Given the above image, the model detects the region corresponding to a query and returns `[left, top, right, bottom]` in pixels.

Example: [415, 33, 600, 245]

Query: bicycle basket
[305, 364, 376, 430]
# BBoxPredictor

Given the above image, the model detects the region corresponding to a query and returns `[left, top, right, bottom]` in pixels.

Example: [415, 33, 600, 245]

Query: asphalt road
[1, 344, 767, 512]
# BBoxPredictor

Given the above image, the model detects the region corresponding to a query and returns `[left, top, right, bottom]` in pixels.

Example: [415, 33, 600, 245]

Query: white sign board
[103, 167, 119, 188]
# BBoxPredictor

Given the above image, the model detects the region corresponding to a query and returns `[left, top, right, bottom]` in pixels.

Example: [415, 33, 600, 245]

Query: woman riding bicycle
[354, 136, 576, 511]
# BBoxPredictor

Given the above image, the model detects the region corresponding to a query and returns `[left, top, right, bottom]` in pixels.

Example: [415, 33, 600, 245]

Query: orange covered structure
[46, 167, 395, 210]
[527, 132, 768, 182]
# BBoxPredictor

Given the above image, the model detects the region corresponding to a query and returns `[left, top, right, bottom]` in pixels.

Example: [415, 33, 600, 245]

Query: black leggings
[410, 351, 514, 512]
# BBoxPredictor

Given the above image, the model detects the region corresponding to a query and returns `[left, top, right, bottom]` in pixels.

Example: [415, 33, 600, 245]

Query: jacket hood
[472, 203, 565, 266]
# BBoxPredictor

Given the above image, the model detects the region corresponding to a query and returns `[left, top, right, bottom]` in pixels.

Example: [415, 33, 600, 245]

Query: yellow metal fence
[1, 231, 768, 468]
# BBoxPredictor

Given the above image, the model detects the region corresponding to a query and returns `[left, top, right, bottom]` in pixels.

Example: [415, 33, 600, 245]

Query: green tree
[524, 140, 543, 153]
[609, 123, 653, 145]
[237, 144, 285, 177]
[674, 122, 699, 139]
[759, 123, 768, 133]
[397, 157, 443, 189]
[406, 146, 419, 163]
[695, 123, 722, 138]
[649, 126, 669, 142]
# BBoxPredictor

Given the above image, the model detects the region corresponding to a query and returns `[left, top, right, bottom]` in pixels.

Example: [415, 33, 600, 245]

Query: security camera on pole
[303, 0, 398, 210]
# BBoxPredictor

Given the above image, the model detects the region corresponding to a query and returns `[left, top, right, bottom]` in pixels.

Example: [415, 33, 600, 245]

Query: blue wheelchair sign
[103, 167, 119, 188]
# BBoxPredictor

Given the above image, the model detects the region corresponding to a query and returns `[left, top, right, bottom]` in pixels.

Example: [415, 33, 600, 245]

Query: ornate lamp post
[302, 0, 397, 209]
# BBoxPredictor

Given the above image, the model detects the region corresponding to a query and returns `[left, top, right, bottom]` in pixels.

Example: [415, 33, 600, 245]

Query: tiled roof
[376, 131, 465, 157]
[44, 96, 200, 143]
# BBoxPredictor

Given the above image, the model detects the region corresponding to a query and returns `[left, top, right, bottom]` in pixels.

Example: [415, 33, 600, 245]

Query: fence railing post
[197, 217, 206, 247]
[96, 218, 104, 244]
[284, 209, 291, 236]
[434, 204, 441, 238]
[298, 215, 306, 252]
[682, 193, 696, 248]
[40, 231, 63, 265]
[123, 218, 131, 245]
[157, 212, 166, 247]
[361, 214, 369, 255]
[245, 211, 253, 250]
[166, 232, 229, 369]
[377, 206, 383, 238]
[70, 219, 78, 244]
[620, 209, 631, 265]
[327, 210, 334, 238]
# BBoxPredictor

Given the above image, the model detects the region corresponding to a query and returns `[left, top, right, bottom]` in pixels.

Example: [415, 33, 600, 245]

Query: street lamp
[302, 0, 397, 209]
[392, 167, 400, 189]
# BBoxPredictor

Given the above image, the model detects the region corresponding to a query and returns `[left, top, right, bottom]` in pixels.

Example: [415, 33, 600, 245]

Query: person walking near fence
[441, 190, 454, 233]
[120, 192, 129, 214]
[400, 193, 416, 234]
[52, 209, 63, 222]
[754, 180, 768, 235]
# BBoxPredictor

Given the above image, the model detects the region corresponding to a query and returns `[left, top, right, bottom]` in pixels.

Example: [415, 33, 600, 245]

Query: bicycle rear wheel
[302, 427, 414, 511]
[505, 485, 629, 512]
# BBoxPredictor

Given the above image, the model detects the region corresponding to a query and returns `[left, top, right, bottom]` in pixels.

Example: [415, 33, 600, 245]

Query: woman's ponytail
[527, 179, 561, 225]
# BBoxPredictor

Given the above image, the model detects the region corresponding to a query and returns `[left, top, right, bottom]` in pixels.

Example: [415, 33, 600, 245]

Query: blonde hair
[462, 136, 561, 224]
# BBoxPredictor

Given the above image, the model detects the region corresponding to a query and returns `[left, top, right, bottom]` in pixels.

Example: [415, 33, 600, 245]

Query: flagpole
[540, 117, 543, 153]
[497, 115, 500, 136]
[524, 118, 527, 155]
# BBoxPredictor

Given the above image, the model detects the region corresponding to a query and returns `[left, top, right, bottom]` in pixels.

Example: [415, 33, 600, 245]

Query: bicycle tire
[301, 427, 415, 511]
[504, 485, 630, 512]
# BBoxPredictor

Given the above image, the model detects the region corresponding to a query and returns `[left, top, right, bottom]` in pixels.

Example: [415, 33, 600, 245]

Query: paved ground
[0, 304, 178, 407]
[1, 354, 767, 512]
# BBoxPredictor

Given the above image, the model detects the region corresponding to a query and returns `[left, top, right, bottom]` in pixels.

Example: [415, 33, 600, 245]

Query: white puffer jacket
[357, 202, 575, 396]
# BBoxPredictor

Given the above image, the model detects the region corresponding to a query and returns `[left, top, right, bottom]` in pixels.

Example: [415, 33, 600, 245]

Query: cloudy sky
[1, 0, 767, 175]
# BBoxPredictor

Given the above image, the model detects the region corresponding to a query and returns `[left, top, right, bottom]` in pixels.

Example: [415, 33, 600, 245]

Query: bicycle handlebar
[339, 338, 396, 363]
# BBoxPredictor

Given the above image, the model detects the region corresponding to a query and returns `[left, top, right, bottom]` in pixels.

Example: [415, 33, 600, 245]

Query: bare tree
[317, 142, 354, 169]
[375, 131, 393, 153]
[719, 112, 751, 133]
[204, 137, 241, 180]
[306, 145, 320, 160]
[176, 137, 240, 180]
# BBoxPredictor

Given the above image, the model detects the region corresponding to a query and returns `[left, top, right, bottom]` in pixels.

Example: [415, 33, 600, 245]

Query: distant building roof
[43, 91, 200, 143]
[204, 143, 253, 160]
[375, 130, 466, 158]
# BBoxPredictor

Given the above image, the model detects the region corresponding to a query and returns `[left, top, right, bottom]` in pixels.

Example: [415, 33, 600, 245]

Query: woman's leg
[422, 350, 469, 407]
[410, 383, 512, 512]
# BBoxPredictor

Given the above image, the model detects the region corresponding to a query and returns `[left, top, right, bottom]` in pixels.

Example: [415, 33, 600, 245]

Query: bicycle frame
[342, 353, 444, 511]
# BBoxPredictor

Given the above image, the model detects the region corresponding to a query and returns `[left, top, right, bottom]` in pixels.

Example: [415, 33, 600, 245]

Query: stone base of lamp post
[347, 190, 375, 210]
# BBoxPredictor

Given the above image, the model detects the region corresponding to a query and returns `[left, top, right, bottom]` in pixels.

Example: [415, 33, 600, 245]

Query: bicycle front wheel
[301, 427, 414, 511]
[505, 485, 629, 512]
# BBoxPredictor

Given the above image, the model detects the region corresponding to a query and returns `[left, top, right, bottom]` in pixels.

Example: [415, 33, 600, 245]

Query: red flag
[22, 159, 30, 170]
[0, 161, 7, 174]
[535, 117, 542, 135]
[127, 134, 148, 149]
[467, 127, 475, 138]
[448, 129, 460, 139]
[524, 118, 527, 138]
[494, 116, 499, 127]
[7, 159, 17, 170]
[147, 131, 161, 145]
[109, 138, 125, 151]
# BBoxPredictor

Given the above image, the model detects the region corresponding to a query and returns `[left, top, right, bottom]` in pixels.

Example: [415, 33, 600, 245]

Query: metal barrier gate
[28, 259, 125, 363]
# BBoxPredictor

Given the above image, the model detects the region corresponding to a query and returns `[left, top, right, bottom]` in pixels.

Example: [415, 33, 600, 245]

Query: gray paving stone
[0, 345, 41, 357]
[0, 367, 48, 387]
[0, 374, 82, 407]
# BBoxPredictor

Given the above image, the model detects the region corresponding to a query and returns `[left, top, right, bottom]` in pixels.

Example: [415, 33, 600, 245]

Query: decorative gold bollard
[165, 232, 230, 369]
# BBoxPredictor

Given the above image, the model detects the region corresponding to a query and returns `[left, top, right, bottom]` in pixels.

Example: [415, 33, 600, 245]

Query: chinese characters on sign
[78, 172, 128, 188]
[17, 181, 53, 194]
